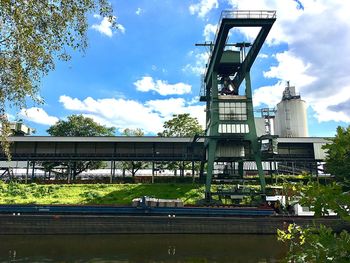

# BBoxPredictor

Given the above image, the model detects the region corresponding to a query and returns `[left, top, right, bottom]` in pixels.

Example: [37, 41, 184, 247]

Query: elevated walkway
[0, 136, 327, 163]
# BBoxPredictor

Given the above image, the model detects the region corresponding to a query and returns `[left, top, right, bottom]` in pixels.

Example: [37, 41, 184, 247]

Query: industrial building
[254, 82, 309, 138]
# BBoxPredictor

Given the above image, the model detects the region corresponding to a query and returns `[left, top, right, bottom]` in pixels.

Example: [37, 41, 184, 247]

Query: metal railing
[201, 10, 276, 95]
[221, 10, 276, 20]
[214, 10, 276, 47]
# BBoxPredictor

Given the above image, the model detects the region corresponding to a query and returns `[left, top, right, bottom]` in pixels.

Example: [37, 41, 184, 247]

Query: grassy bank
[0, 182, 204, 205]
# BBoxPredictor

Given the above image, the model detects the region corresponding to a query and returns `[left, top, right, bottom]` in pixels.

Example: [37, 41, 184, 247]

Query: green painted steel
[201, 10, 276, 199]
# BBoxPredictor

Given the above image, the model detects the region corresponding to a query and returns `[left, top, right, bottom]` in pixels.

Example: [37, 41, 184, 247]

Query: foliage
[278, 126, 350, 262]
[0, 116, 10, 159]
[42, 115, 115, 180]
[157, 114, 203, 175]
[122, 128, 143, 137]
[278, 223, 350, 263]
[322, 126, 350, 185]
[0, 0, 117, 157]
[0, 182, 204, 205]
[120, 128, 148, 177]
[278, 182, 350, 262]
[299, 182, 350, 220]
[158, 114, 204, 137]
[47, 115, 115, 136]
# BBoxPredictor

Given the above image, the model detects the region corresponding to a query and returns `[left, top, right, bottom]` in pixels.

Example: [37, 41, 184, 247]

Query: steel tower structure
[200, 10, 276, 199]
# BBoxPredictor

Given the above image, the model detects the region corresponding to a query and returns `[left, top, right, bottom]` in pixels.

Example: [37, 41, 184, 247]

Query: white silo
[275, 83, 308, 137]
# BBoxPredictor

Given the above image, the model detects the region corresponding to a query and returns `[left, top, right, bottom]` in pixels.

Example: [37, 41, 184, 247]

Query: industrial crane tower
[200, 10, 276, 200]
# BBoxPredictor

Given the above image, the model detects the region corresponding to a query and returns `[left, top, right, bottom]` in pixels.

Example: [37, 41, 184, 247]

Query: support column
[245, 71, 266, 195]
[238, 161, 244, 178]
[110, 161, 114, 184]
[112, 161, 116, 183]
[251, 139, 266, 194]
[205, 71, 219, 200]
[67, 164, 71, 184]
[192, 160, 195, 183]
[152, 162, 155, 184]
[72, 162, 77, 181]
[25, 161, 29, 184]
[181, 161, 185, 177]
[199, 159, 205, 182]
[31, 161, 35, 181]
[205, 139, 217, 200]
[269, 161, 273, 178]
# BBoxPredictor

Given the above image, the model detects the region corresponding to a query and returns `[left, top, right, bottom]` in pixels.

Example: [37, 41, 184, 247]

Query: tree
[158, 114, 204, 177]
[0, 0, 117, 156]
[120, 128, 148, 177]
[322, 126, 350, 184]
[43, 115, 115, 181]
[158, 114, 204, 137]
[47, 115, 115, 137]
[278, 222, 350, 263]
[278, 124, 350, 262]
[278, 183, 350, 262]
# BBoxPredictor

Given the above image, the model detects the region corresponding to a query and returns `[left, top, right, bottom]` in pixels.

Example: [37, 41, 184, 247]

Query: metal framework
[200, 10, 276, 199]
[1, 137, 204, 161]
[0, 136, 326, 162]
[0, 136, 327, 183]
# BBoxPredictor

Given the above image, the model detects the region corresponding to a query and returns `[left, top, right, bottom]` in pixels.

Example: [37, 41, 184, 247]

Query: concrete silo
[275, 83, 308, 137]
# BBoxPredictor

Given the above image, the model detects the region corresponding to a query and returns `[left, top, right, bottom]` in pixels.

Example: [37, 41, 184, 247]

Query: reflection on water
[0, 234, 286, 262]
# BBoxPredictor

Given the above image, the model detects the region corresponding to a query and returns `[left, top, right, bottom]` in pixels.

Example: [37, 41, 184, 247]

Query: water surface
[0, 234, 287, 262]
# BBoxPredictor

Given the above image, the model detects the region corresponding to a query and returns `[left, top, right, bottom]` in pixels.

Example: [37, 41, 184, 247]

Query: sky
[11, 0, 350, 137]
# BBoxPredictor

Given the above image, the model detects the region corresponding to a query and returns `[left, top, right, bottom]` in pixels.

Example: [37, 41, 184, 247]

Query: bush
[80, 191, 103, 202]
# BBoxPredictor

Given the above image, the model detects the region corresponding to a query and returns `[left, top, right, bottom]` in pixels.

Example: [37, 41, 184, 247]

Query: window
[218, 124, 249, 134]
[219, 102, 247, 121]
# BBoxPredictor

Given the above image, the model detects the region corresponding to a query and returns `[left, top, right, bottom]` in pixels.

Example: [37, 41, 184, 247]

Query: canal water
[0, 234, 287, 262]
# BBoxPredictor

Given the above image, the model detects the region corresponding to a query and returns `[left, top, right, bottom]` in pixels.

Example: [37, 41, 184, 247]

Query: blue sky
[12, 0, 350, 137]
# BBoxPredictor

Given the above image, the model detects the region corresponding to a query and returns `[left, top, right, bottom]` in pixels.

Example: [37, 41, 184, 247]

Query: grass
[0, 180, 306, 206]
[0, 182, 205, 205]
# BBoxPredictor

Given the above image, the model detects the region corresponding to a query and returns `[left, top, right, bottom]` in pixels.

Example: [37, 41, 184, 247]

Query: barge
[0, 204, 349, 235]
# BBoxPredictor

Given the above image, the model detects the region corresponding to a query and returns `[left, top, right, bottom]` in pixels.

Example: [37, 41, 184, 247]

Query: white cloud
[92, 17, 114, 37]
[117, 24, 126, 34]
[145, 98, 205, 123]
[136, 8, 143, 15]
[253, 81, 285, 109]
[19, 107, 59, 126]
[226, 0, 306, 45]
[59, 96, 205, 134]
[6, 113, 15, 122]
[227, 0, 350, 123]
[133, 76, 191, 96]
[309, 88, 350, 123]
[91, 16, 125, 37]
[189, 0, 218, 18]
[203, 23, 217, 41]
[258, 53, 268, 59]
[59, 95, 163, 133]
[263, 51, 316, 89]
[183, 51, 209, 76]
